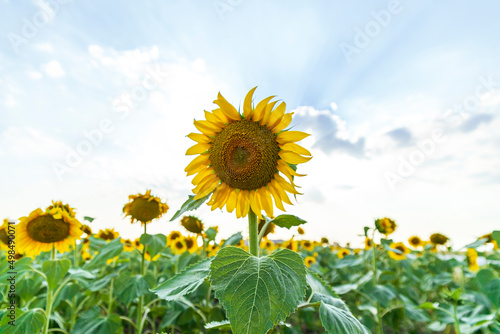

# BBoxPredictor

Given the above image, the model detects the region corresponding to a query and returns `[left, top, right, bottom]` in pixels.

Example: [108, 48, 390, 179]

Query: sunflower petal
[271, 179, 293, 205]
[260, 101, 278, 125]
[186, 143, 211, 155]
[267, 184, 286, 211]
[194, 177, 219, 199]
[249, 190, 263, 219]
[276, 131, 310, 144]
[212, 108, 229, 124]
[267, 101, 286, 129]
[272, 112, 294, 133]
[194, 120, 218, 137]
[214, 93, 241, 121]
[191, 167, 213, 185]
[252, 96, 275, 122]
[185, 154, 210, 175]
[226, 188, 238, 213]
[204, 110, 225, 127]
[281, 142, 311, 157]
[279, 150, 312, 164]
[258, 187, 273, 218]
[275, 174, 301, 195]
[243, 86, 257, 120]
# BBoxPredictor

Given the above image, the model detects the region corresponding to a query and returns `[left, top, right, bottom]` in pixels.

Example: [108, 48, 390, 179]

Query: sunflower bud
[181, 216, 204, 234]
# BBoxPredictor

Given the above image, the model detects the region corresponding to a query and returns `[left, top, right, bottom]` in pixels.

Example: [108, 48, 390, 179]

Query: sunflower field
[1, 89, 500, 333]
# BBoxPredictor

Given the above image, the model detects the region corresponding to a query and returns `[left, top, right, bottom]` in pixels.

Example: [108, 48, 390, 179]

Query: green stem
[108, 278, 114, 315]
[370, 230, 383, 334]
[248, 210, 259, 257]
[137, 223, 147, 334]
[70, 296, 77, 331]
[43, 244, 56, 334]
[73, 239, 77, 267]
[257, 218, 271, 245]
[453, 304, 462, 334]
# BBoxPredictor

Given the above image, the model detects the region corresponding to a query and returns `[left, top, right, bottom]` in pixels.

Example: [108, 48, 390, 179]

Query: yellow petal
[260, 101, 277, 125]
[276, 131, 310, 144]
[279, 150, 312, 164]
[194, 120, 218, 137]
[267, 184, 286, 211]
[204, 110, 225, 127]
[236, 190, 244, 218]
[194, 176, 219, 199]
[281, 143, 311, 157]
[214, 93, 241, 121]
[249, 191, 263, 219]
[243, 87, 257, 120]
[215, 184, 231, 210]
[267, 101, 286, 130]
[212, 108, 229, 124]
[226, 188, 238, 213]
[191, 167, 213, 185]
[185, 154, 210, 176]
[252, 96, 275, 122]
[271, 179, 293, 205]
[273, 112, 294, 133]
[258, 187, 273, 218]
[276, 174, 301, 195]
[187, 132, 211, 144]
[186, 143, 211, 155]
[240, 190, 250, 217]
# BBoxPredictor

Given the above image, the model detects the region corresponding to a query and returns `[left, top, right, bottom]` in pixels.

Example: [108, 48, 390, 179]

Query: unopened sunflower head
[46, 201, 77, 218]
[17, 208, 83, 257]
[123, 190, 169, 225]
[430, 233, 449, 245]
[185, 87, 312, 219]
[375, 217, 397, 236]
[180, 215, 204, 234]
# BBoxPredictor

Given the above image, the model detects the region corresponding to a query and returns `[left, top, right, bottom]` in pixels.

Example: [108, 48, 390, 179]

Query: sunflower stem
[248, 210, 259, 257]
[43, 244, 56, 334]
[73, 239, 77, 267]
[371, 229, 383, 334]
[257, 218, 271, 246]
[137, 223, 147, 334]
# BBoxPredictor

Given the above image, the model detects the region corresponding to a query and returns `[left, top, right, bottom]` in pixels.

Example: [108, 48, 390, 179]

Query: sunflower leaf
[85, 238, 123, 270]
[270, 214, 307, 229]
[221, 232, 243, 247]
[205, 320, 231, 329]
[306, 270, 337, 298]
[312, 293, 371, 334]
[140, 233, 166, 257]
[72, 306, 121, 334]
[83, 216, 95, 222]
[492, 230, 500, 245]
[0, 308, 45, 334]
[42, 259, 71, 291]
[210, 247, 307, 334]
[170, 194, 212, 221]
[151, 258, 211, 301]
[115, 272, 151, 304]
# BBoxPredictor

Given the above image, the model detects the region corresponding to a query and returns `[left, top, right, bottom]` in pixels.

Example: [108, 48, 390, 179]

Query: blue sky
[1, 0, 499, 248]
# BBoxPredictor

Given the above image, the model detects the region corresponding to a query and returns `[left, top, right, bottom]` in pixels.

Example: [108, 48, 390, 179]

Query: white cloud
[27, 70, 42, 79]
[1, 126, 70, 158]
[42, 60, 65, 77]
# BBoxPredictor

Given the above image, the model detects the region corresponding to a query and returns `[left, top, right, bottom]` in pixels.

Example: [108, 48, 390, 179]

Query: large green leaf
[270, 215, 307, 229]
[210, 247, 307, 334]
[492, 230, 500, 245]
[42, 259, 71, 290]
[152, 258, 211, 301]
[72, 307, 121, 334]
[306, 271, 336, 297]
[313, 293, 370, 334]
[86, 238, 123, 269]
[170, 194, 211, 221]
[221, 232, 243, 247]
[115, 272, 151, 304]
[140, 233, 166, 257]
[0, 309, 45, 334]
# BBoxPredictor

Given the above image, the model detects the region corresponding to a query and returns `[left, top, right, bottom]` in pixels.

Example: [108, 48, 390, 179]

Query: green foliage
[210, 247, 307, 334]
[271, 215, 307, 229]
[42, 258, 71, 290]
[0, 309, 45, 333]
[140, 233, 166, 257]
[152, 258, 211, 301]
[72, 307, 121, 334]
[86, 238, 123, 269]
[170, 194, 211, 221]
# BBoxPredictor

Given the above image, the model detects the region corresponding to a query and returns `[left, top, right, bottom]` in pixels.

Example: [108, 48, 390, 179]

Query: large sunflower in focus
[185, 88, 312, 219]
[123, 190, 169, 224]
[17, 208, 83, 257]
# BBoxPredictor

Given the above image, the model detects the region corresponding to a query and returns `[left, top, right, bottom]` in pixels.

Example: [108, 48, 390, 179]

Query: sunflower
[320, 237, 329, 245]
[46, 201, 76, 218]
[185, 88, 312, 219]
[260, 237, 275, 252]
[235, 239, 246, 248]
[466, 248, 479, 272]
[297, 227, 305, 235]
[205, 243, 220, 257]
[300, 240, 314, 252]
[123, 190, 169, 225]
[337, 248, 350, 259]
[181, 216, 204, 234]
[353, 248, 362, 256]
[167, 231, 183, 246]
[121, 238, 135, 252]
[96, 228, 119, 241]
[388, 242, 410, 261]
[304, 256, 316, 268]
[364, 237, 375, 250]
[184, 235, 199, 254]
[408, 236, 423, 248]
[170, 238, 188, 255]
[17, 208, 82, 257]
[81, 224, 92, 236]
[375, 217, 397, 236]
[133, 238, 144, 251]
[479, 233, 499, 250]
[281, 238, 298, 252]
[430, 233, 449, 246]
[0, 219, 11, 251]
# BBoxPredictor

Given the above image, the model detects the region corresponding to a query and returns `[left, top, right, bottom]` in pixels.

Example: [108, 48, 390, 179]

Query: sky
[1, 0, 499, 248]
